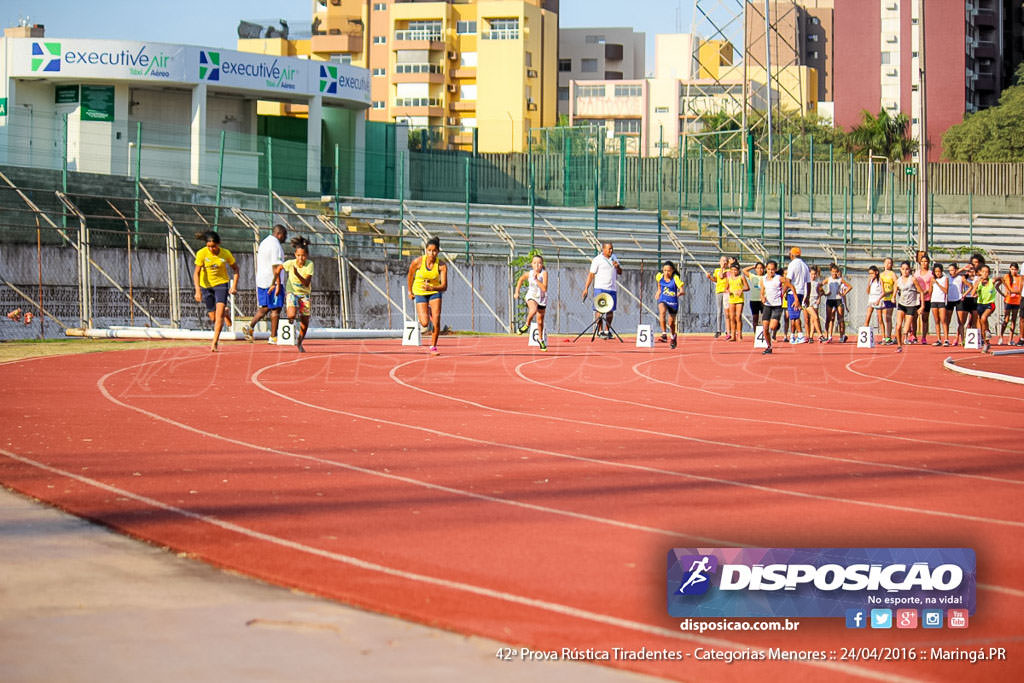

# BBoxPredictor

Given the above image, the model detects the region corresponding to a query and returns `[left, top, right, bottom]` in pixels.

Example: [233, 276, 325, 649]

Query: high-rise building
[557, 28, 645, 116]
[833, 0, 1017, 162]
[745, 0, 834, 105]
[241, 0, 558, 152]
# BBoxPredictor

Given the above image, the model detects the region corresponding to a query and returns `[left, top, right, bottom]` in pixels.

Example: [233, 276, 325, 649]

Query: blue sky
[4, 1, 690, 65]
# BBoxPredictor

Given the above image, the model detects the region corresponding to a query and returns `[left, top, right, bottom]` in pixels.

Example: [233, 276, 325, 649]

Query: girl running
[743, 262, 764, 331]
[654, 261, 686, 348]
[864, 266, 885, 334]
[760, 260, 798, 355]
[192, 230, 239, 352]
[945, 262, 965, 346]
[726, 262, 749, 342]
[514, 254, 550, 350]
[929, 262, 950, 346]
[823, 263, 852, 343]
[913, 254, 934, 344]
[995, 263, 1022, 345]
[283, 236, 314, 353]
[894, 261, 926, 353]
[407, 236, 448, 355]
[970, 264, 998, 352]
[805, 264, 824, 343]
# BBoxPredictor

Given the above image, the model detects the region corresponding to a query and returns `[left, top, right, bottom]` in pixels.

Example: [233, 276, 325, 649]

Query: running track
[1, 337, 1022, 682]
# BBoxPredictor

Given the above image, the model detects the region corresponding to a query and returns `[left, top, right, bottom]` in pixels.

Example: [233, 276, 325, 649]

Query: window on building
[559, 58, 571, 72]
[331, 54, 352, 64]
[372, 68, 386, 76]
[484, 18, 519, 40]
[614, 119, 641, 134]
[614, 84, 642, 97]
[585, 35, 606, 44]
[654, 106, 669, 113]
[558, 87, 569, 101]
[881, 51, 892, 65]
[575, 85, 605, 98]
[581, 58, 598, 73]
[372, 101, 385, 109]
[373, 36, 386, 44]
[525, 51, 533, 67]
[456, 21, 477, 35]
[373, 2, 386, 10]
[808, 33, 818, 42]
[812, 16, 820, 25]
[810, 51, 819, 59]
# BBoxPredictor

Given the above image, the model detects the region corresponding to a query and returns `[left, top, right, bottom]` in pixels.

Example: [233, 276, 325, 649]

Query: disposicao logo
[667, 548, 975, 619]
[31, 42, 61, 72]
[199, 50, 220, 81]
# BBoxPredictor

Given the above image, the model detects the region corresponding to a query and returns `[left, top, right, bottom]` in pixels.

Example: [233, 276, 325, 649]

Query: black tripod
[573, 312, 624, 343]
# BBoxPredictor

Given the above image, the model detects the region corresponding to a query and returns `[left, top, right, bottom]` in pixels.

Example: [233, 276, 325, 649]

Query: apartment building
[240, 0, 558, 153]
[557, 28, 645, 116]
[744, 0, 834, 107]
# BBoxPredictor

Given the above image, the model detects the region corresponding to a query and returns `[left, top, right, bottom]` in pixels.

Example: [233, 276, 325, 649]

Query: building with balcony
[239, 0, 558, 153]
[557, 27, 645, 116]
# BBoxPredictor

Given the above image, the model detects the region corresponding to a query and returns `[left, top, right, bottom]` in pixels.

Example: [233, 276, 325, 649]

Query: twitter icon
[870, 609, 893, 629]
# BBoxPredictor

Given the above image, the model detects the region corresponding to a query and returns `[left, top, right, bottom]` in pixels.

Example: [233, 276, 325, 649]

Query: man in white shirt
[785, 246, 810, 343]
[243, 224, 287, 343]
[581, 242, 623, 339]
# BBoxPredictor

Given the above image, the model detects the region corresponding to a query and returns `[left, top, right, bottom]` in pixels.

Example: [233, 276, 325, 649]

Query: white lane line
[505, 356, 1023, 482]
[0, 446, 921, 683]
[379, 358, 1024, 528]
[631, 355, 1024, 434]
[846, 356, 1024, 401]
[944, 356, 1024, 387]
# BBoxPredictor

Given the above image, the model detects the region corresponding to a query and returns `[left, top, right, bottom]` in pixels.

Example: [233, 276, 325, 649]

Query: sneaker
[932, 340, 942, 346]
[670, 336, 677, 349]
[997, 337, 1004, 346]
[538, 340, 547, 351]
[242, 325, 254, 342]
[518, 323, 530, 334]
[983, 342, 991, 353]
[268, 336, 277, 345]
[943, 340, 951, 347]
[819, 336, 827, 343]
[797, 335, 806, 344]
[908, 336, 917, 345]
[297, 342, 305, 353]
[896, 347, 903, 353]
[429, 345, 440, 355]
[882, 337, 892, 345]
[840, 334, 848, 344]
[714, 331, 721, 339]
[1017, 339, 1024, 346]
[762, 347, 773, 355]
[658, 334, 668, 343]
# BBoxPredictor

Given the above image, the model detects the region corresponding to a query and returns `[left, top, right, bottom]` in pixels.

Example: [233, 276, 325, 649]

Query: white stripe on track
[846, 356, 1024, 401]
[379, 358, 1024, 528]
[0, 445, 920, 683]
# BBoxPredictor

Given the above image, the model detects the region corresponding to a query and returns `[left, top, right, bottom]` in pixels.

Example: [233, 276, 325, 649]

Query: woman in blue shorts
[407, 236, 448, 355]
[655, 261, 686, 348]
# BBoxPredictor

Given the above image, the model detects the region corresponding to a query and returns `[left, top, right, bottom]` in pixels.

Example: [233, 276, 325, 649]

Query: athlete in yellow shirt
[192, 231, 239, 352]
[407, 236, 448, 355]
[283, 236, 315, 353]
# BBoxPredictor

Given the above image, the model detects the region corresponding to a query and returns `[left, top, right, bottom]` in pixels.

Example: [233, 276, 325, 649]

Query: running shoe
[908, 336, 917, 344]
[896, 347, 903, 353]
[920, 337, 928, 345]
[1017, 339, 1024, 346]
[538, 340, 547, 351]
[430, 345, 440, 355]
[762, 348, 773, 355]
[797, 335, 806, 344]
[242, 325, 254, 342]
[932, 340, 942, 346]
[670, 336, 677, 349]
[297, 342, 305, 354]
[882, 337, 892, 344]
[518, 323, 530, 334]
[997, 337, 1004, 346]
[819, 336, 827, 343]
[943, 340, 951, 347]
[658, 334, 668, 343]
[268, 336, 277, 345]
[714, 331, 721, 338]
[983, 342, 991, 353]
[840, 334, 848, 344]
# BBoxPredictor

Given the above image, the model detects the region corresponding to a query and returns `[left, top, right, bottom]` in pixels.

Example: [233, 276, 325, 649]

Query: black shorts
[202, 284, 230, 313]
[960, 297, 976, 312]
[1006, 303, 1020, 312]
[977, 302, 995, 316]
[898, 304, 919, 315]
[945, 301, 959, 312]
[826, 299, 843, 309]
[749, 301, 763, 315]
[922, 301, 932, 313]
[763, 305, 783, 322]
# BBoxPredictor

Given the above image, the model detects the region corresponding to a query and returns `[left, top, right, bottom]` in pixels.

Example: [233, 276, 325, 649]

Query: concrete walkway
[0, 487, 659, 683]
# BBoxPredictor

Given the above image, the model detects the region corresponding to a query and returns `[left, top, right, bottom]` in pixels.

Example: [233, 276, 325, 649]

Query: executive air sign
[6, 38, 369, 105]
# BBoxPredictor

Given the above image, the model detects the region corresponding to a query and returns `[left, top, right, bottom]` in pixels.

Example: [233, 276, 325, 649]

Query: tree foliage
[846, 110, 917, 161]
[942, 64, 1024, 161]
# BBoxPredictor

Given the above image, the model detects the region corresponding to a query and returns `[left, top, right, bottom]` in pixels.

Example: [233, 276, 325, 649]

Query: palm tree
[848, 110, 918, 161]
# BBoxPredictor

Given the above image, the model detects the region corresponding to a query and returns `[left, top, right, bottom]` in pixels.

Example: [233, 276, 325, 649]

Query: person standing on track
[912, 254, 934, 344]
[655, 261, 686, 349]
[244, 224, 287, 344]
[995, 263, 1022, 345]
[879, 257, 897, 344]
[725, 261, 749, 342]
[760, 260, 799, 356]
[894, 261, 926, 353]
[945, 262, 965, 346]
[193, 230, 239, 353]
[822, 263, 852, 343]
[283, 237, 314, 353]
[514, 254, 549, 351]
[929, 262, 950, 347]
[743, 262, 765, 332]
[864, 265, 885, 336]
[706, 255, 730, 339]
[408, 236, 448, 355]
[804, 264, 824, 343]
[785, 247, 810, 344]
[970, 264, 998, 353]
[581, 242, 622, 340]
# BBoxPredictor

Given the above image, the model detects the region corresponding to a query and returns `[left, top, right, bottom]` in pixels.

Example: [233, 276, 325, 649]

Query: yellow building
[240, 0, 558, 153]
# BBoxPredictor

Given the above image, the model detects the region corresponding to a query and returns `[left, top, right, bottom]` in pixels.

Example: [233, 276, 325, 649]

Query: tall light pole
[916, 0, 929, 253]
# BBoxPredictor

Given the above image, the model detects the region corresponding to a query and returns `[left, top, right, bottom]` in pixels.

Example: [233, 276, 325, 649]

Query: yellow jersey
[194, 247, 235, 288]
[713, 267, 728, 294]
[412, 256, 441, 296]
[727, 275, 746, 304]
[880, 270, 897, 301]
[283, 259, 314, 296]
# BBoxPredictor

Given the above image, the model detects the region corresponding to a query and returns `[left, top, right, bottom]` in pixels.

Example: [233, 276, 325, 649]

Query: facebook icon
[845, 609, 867, 629]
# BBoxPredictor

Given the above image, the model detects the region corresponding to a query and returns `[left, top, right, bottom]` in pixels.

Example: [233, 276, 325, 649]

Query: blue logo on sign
[676, 555, 718, 596]
[922, 609, 944, 628]
[199, 51, 220, 81]
[870, 609, 893, 629]
[845, 609, 867, 629]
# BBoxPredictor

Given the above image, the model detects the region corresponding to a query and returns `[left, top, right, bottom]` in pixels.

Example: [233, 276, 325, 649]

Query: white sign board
[754, 326, 768, 349]
[276, 320, 298, 346]
[964, 328, 981, 350]
[527, 322, 547, 347]
[635, 324, 654, 348]
[402, 320, 421, 346]
[857, 326, 875, 349]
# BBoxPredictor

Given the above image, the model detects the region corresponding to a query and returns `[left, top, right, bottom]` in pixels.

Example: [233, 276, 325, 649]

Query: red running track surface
[1, 337, 1022, 682]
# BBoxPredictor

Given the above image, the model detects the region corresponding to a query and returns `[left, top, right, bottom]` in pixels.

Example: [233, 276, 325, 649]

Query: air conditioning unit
[526, 69, 538, 78]
[526, 99, 538, 111]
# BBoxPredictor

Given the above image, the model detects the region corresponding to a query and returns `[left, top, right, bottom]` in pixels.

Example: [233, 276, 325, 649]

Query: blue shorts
[257, 286, 284, 310]
[593, 288, 617, 312]
[202, 284, 229, 313]
[658, 301, 678, 315]
[414, 292, 442, 304]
